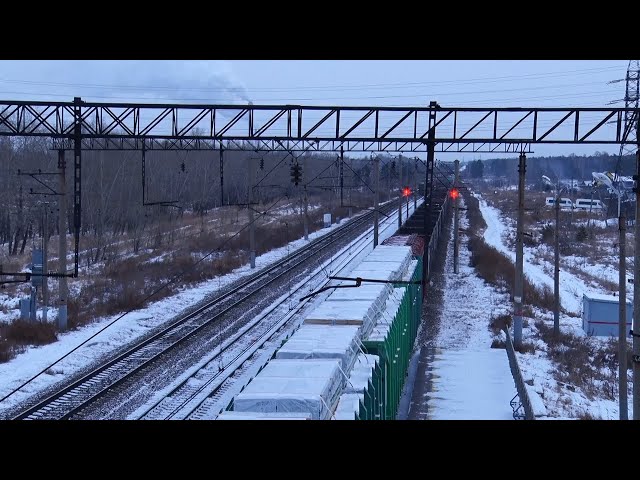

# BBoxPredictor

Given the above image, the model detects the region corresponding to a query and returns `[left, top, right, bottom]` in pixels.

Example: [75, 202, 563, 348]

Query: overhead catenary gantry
[1, 97, 638, 275]
[0, 98, 637, 152]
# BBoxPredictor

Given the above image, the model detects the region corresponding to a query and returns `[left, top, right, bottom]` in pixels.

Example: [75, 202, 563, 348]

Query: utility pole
[406, 185, 409, 219]
[619, 211, 628, 420]
[303, 156, 309, 240]
[398, 155, 403, 229]
[42, 204, 48, 323]
[340, 146, 344, 208]
[248, 157, 256, 268]
[453, 159, 460, 274]
[618, 191, 622, 218]
[348, 156, 353, 219]
[413, 157, 418, 212]
[422, 101, 438, 297]
[219, 144, 224, 207]
[57, 149, 68, 330]
[554, 190, 560, 336]
[634, 146, 640, 420]
[373, 156, 379, 247]
[588, 188, 595, 229]
[514, 152, 526, 349]
[619, 61, 640, 420]
[387, 160, 395, 201]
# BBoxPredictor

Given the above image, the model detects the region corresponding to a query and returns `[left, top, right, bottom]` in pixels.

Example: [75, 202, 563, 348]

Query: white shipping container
[334, 393, 364, 420]
[303, 299, 379, 336]
[276, 325, 360, 373]
[216, 411, 312, 420]
[233, 359, 343, 420]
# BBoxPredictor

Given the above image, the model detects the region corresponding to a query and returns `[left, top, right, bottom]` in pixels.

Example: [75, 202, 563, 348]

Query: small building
[582, 293, 633, 337]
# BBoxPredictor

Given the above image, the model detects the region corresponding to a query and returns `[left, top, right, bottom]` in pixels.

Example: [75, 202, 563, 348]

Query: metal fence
[502, 326, 535, 420]
[426, 195, 451, 280]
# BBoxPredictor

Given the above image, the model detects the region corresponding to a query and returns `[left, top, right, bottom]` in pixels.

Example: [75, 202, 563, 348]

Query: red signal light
[450, 188, 460, 199]
[402, 187, 411, 197]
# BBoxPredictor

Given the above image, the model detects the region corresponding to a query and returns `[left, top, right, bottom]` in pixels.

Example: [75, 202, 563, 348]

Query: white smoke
[0, 60, 252, 104]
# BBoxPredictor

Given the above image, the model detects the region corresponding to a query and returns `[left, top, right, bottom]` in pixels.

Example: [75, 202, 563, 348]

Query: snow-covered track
[136, 202, 411, 420]
[12, 201, 401, 420]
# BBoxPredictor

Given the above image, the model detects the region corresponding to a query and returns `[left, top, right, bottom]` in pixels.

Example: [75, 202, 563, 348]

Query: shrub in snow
[576, 226, 588, 242]
[540, 223, 554, 245]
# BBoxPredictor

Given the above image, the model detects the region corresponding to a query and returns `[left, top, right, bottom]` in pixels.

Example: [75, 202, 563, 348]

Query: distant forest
[463, 152, 636, 186]
[0, 135, 423, 256]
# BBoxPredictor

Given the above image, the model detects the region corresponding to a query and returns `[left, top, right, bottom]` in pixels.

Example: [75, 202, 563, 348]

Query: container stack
[275, 324, 360, 374]
[216, 411, 312, 420]
[232, 359, 343, 420]
[220, 242, 424, 420]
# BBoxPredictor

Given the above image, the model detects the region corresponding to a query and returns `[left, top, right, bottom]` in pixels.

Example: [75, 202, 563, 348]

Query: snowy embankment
[475, 191, 633, 419]
[426, 200, 516, 420]
[476, 193, 632, 315]
[0, 215, 361, 413]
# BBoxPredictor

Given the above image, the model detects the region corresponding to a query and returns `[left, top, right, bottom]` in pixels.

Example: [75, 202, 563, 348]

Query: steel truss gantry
[0, 97, 637, 278]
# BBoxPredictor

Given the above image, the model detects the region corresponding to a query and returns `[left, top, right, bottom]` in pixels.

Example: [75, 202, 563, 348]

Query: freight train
[217, 187, 451, 420]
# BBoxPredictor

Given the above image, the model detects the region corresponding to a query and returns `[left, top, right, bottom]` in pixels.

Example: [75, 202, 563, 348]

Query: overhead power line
[0, 64, 622, 93]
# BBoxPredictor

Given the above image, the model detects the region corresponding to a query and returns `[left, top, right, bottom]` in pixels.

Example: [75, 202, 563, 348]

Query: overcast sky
[0, 60, 632, 160]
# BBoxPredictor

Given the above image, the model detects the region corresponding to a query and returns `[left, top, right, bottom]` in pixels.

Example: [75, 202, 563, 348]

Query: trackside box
[582, 293, 633, 337]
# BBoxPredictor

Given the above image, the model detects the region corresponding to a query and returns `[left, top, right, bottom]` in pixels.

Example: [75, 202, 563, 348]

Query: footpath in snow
[475, 192, 631, 315]
[408, 201, 517, 420]
[478, 192, 637, 419]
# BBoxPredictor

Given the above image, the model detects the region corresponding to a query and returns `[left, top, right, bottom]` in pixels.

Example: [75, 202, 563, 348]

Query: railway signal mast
[452, 160, 460, 274]
[291, 162, 302, 186]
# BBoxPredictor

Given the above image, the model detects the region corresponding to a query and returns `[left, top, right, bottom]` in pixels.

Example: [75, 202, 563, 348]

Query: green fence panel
[358, 257, 424, 420]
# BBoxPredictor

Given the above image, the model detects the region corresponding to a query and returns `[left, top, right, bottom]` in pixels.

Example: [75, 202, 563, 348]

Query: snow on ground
[0, 293, 20, 323]
[514, 319, 630, 419]
[513, 294, 633, 420]
[270, 202, 322, 216]
[553, 251, 632, 297]
[426, 200, 516, 420]
[0, 211, 368, 413]
[475, 192, 632, 315]
[427, 350, 516, 420]
[474, 191, 633, 419]
[574, 218, 611, 229]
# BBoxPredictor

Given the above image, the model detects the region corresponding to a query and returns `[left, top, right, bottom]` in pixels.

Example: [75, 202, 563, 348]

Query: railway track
[134, 201, 415, 420]
[11, 199, 405, 420]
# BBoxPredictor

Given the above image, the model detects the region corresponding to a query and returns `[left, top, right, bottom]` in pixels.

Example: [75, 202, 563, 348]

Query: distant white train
[545, 196, 606, 211]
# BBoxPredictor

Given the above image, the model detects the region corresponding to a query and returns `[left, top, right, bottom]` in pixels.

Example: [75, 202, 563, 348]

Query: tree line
[0, 135, 424, 261]
[463, 152, 636, 185]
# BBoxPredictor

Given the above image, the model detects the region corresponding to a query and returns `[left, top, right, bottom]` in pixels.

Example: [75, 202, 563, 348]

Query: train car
[219, 184, 452, 420]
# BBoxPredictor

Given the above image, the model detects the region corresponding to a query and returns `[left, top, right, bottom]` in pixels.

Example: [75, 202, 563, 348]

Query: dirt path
[397, 210, 452, 420]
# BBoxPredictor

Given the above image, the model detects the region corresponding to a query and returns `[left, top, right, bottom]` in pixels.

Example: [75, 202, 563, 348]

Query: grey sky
[0, 60, 631, 160]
